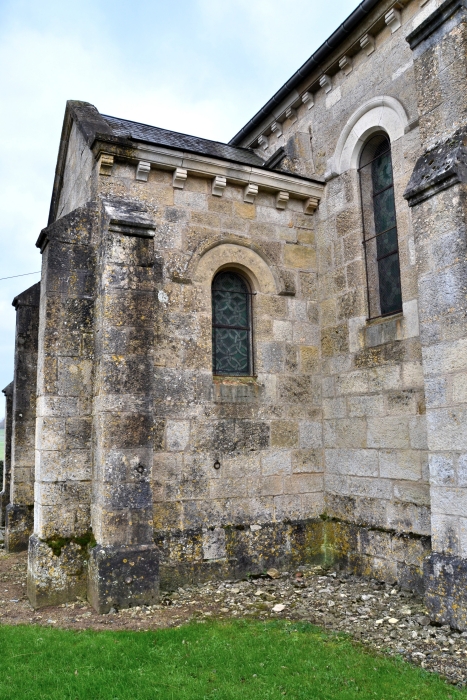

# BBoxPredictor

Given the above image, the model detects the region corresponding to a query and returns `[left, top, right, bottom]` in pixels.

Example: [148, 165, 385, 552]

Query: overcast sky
[0, 0, 357, 414]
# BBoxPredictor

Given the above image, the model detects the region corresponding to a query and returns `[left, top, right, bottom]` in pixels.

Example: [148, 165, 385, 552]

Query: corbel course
[271, 121, 283, 137]
[301, 92, 314, 109]
[136, 160, 151, 181]
[385, 7, 402, 32]
[243, 183, 259, 203]
[93, 138, 324, 214]
[360, 33, 376, 54]
[319, 74, 332, 93]
[212, 175, 227, 197]
[275, 191, 289, 209]
[173, 167, 188, 189]
[339, 55, 353, 75]
[99, 154, 114, 176]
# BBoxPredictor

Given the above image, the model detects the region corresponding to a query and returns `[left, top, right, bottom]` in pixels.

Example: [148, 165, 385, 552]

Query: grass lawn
[0, 620, 463, 700]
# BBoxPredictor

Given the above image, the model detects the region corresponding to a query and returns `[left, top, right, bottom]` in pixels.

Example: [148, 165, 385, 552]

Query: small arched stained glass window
[359, 134, 402, 318]
[212, 271, 252, 376]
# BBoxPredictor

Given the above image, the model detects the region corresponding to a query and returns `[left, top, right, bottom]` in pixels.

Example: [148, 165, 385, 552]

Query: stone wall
[242, 0, 433, 585]
[4, 284, 40, 552]
[0, 382, 13, 526]
[23, 0, 467, 627]
[28, 206, 96, 607]
[96, 163, 326, 588]
[405, 0, 467, 631]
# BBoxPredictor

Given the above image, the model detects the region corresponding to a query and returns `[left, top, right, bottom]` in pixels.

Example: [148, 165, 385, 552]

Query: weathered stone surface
[12, 0, 467, 628]
[424, 552, 467, 630]
[0, 382, 13, 527]
[87, 543, 159, 613]
[3, 284, 40, 550]
[27, 534, 88, 608]
[5, 505, 34, 552]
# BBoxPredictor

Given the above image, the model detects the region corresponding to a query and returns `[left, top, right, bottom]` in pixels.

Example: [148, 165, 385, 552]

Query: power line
[0, 271, 41, 282]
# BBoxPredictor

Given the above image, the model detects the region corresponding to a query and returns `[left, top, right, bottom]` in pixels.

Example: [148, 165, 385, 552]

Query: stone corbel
[339, 55, 353, 75]
[243, 183, 259, 204]
[285, 107, 298, 124]
[301, 91, 314, 109]
[319, 74, 332, 94]
[136, 160, 151, 181]
[303, 196, 319, 214]
[385, 8, 401, 33]
[271, 121, 283, 137]
[212, 175, 227, 197]
[99, 154, 114, 176]
[258, 134, 269, 150]
[275, 191, 289, 210]
[173, 167, 188, 189]
[360, 33, 375, 55]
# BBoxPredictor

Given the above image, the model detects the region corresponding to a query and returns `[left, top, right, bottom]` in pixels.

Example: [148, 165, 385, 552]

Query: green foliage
[0, 620, 464, 700]
[45, 531, 97, 557]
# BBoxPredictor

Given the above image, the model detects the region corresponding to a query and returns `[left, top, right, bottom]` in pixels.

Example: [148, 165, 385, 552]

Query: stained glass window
[212, 271, 252, 375]
[359, 134, 402, 318]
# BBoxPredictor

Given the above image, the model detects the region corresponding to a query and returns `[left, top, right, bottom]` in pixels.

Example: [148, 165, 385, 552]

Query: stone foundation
[25, 516, 437, 613]
[87, 544, 159, 613]
[156, 519, 326, 590]
[27, 534, 88, 608]
[5, 505, 33, 553]
[424, 553, 467, 631]
[156, 518, 430, 595]
[324, 520, 431, 595]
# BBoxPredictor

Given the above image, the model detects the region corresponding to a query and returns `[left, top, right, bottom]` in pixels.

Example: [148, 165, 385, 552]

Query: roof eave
[229, 0, 383, 146]
[92, 133, 325, 185]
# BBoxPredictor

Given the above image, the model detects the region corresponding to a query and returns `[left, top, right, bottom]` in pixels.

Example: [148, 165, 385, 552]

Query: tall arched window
[359, 134, 402, 319]
[212, 271, 252, 376]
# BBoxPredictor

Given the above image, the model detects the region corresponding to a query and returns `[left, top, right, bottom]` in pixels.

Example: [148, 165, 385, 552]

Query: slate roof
[103, 115, 266, 168]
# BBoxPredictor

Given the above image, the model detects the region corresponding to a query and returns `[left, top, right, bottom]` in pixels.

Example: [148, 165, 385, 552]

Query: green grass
[0, 620, 463, 700]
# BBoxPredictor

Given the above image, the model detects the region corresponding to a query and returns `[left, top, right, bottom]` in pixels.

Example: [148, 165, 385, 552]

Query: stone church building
[2, 0, 467, 627]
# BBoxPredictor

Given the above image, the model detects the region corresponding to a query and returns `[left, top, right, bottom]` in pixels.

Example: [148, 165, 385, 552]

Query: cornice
[92, 137, 325, 214]
[404, 127, 467, 206]
[406, 0, 467, 50]
[12, 282, 41, 310]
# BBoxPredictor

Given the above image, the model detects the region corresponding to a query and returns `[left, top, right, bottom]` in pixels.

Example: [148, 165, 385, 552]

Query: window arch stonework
[325, 95, 409, 179]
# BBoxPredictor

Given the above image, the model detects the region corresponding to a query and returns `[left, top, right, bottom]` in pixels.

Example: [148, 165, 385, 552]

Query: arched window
[212, 271, 252, 376]
[359, 134, 402, 319]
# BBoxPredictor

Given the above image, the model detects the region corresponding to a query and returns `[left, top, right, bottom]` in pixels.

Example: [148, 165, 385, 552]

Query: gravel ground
[0, 550, 466, 689]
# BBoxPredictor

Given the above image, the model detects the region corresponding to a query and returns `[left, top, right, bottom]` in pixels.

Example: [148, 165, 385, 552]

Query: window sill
[213, 375, 258, 385]
[364, 311, 404, 348]
[365, 310, 403, 327]
[212, 375, 260, 404]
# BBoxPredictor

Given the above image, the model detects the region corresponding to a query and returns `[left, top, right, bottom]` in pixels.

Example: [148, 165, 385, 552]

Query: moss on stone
[45, 530, 96, 557]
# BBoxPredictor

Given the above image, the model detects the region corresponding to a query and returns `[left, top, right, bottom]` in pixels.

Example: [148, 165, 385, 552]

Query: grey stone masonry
[87, 198, 159, 613]
[5, 283, 40, 552]
[14, 0, 467, 630]
[0, 382, 13, 527]
[405, 0, 467, 630]
[28, 206, 96, 608]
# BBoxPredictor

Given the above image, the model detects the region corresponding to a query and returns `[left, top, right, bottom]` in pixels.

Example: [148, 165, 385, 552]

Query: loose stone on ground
[0, 552, 466, 688]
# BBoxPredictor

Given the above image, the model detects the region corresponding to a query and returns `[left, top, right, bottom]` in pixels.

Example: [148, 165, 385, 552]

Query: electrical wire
[0, 271, 41, 282]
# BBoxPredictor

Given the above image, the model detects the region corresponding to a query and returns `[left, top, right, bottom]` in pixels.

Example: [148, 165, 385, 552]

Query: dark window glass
[212, 271, 252, 375]
[359, 134, 402, 318]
